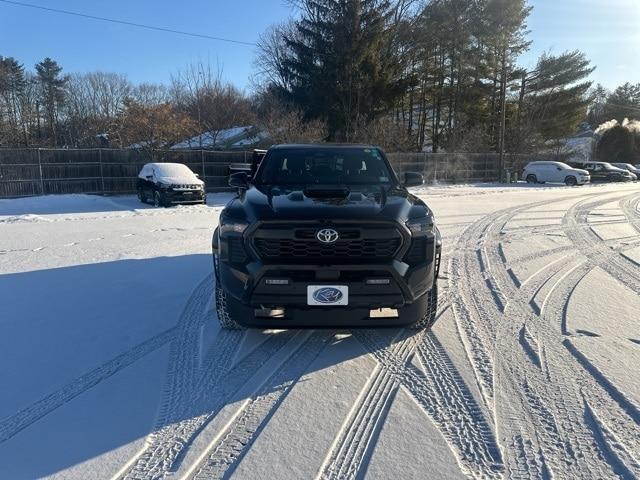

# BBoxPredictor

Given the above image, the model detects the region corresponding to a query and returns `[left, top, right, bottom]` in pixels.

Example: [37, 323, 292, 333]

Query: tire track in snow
[120, 330, 295, 480]
[448, 210, 508, 407]
[0, 327, 176, 444]
[353, 330, 503, 479]
[487, 204, 604, 477]
[619, 194, 640, 234]
[189, 331, 334, 480]
[317, 331, 416, 480]
[563, 193, 640, 293]
[479, 194, 639, 478]
[539, 262, 640, 472]
[449, 197, 597, 478]
[583, 400, 640, 479]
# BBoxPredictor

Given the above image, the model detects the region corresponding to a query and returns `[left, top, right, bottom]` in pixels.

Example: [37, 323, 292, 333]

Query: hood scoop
[303, 185, 350, 199]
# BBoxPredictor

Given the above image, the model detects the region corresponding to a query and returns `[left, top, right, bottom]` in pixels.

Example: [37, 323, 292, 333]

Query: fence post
[99, 148, 105, 194]
[201, 149, 205, 183]
[37, 148, 44, 195]
[433, 153, 437, 184]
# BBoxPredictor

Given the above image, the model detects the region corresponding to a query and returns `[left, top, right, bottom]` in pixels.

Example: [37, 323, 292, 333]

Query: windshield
[254, 147, 396, 186]
[153, 163, 196, 179]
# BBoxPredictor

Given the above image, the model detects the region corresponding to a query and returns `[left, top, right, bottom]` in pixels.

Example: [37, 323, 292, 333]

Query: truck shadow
[0, 254, 482, 479]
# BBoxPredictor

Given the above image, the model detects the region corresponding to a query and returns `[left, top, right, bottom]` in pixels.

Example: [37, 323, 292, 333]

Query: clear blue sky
[0, 0, 637, 92]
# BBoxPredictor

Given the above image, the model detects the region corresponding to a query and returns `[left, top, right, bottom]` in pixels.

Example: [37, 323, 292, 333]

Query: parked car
[212, 144, 441, 330]
[611, 163, 640, 181]
[567, 161, 634, 182]
[522, 161, 590, 186]
[137, 163, 206, 207]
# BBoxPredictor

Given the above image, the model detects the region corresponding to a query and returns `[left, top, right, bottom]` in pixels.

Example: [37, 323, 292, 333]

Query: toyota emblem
[316, 228, 339, 243]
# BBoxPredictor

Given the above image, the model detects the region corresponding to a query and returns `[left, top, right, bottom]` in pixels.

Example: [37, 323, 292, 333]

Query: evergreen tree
[596, 124, 639, 163]
[35, 57, 67, 145]
[603, 82, 640, 122]
[518, 51, 594, 150]
[280, 0, 405, 140]
[587, 84, 609, 127]
[0, 56, 27, 145]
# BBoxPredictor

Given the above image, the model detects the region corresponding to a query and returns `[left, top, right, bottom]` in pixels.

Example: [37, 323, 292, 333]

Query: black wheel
[526, 174, 537, 184]
[564, 176, 577, 186]
[153, 191, 163, 207]
[215, 284, 246, 330]
[410, 285, 438, 330]
[399, 281, 438, 330]
[138, 188, 147, 204]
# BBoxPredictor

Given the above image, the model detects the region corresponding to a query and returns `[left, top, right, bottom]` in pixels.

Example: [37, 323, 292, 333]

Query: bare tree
[132, 83, 168, 106]
[64, 72, 131, 146]
[253, 21, 297, 92]
[170, 61, 255, 148]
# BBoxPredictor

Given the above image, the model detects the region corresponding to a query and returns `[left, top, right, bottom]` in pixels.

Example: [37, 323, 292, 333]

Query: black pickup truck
[212, 144, 441, 329]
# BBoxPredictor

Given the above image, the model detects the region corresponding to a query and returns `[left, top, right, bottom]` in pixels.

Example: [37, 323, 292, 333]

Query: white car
[522, 161, 590, 186]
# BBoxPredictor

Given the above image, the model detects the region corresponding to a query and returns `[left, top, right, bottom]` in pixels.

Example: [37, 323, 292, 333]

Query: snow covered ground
[0, 182, 639, 479]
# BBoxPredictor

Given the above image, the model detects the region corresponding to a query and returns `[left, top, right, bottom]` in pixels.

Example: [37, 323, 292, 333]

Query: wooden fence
[0, 148, 538, 198]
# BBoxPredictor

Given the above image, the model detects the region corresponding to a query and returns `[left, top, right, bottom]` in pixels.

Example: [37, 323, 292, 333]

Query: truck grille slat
[253, 224, 403, 264]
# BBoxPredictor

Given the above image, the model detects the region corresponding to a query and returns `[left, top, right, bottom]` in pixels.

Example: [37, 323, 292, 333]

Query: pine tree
[597, 124, 639, 163]
[518, 51, 594, 150]
[35, 57, 67, 145]
[587, 84, 609, 127]
[603, 83, 640, 122]
[280, 0, 405, 140]
[0, 56, 27, 145]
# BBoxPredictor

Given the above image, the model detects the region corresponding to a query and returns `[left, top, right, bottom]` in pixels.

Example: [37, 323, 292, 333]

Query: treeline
[255, 0, 602, 152]
[0, 57, 263, 149]
[2, 0, 640, 153]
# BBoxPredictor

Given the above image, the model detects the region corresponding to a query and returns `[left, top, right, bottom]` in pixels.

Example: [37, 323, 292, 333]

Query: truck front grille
[252, 224, 403, 264]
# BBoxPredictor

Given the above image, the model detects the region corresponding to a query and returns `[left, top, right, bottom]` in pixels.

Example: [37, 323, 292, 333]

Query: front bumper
[214, 226, 440, 319]
[162, 189, 206, 204]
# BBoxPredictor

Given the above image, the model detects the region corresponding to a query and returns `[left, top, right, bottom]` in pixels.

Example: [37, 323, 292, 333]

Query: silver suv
[523, 161, 590, 186]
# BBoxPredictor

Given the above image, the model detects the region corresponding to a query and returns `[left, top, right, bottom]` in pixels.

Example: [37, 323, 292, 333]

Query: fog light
[370, 308, 398, 318]
[366, 279, 390, 285]
[265, 279, 289, 285]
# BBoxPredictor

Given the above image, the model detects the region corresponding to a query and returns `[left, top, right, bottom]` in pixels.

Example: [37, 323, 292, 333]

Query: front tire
[138, 188, 147, 204]
[153, 191, 163, 208]
[412, 284, 438, 330]
[526, 174, 537, 184]
[215, 284, 246, 330]
[565, 176, 577, 186]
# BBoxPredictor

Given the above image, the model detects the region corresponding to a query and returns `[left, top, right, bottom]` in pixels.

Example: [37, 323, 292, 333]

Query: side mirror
[403, 172, 424, 188]
[229, 171, 249, 189]
[145, 175, 153, 180]
[195, 173, 200, 178]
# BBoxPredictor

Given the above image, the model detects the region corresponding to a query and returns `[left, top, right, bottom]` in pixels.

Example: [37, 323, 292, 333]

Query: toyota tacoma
[212, 144, 441, 329]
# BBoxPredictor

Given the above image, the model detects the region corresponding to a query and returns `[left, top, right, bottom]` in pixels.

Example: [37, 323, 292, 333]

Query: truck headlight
[219, 219, 248, 234]
[406, 217, 434, 235]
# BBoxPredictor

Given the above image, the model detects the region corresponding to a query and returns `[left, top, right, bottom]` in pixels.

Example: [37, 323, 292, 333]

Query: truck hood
[223, 185, 432, 224]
